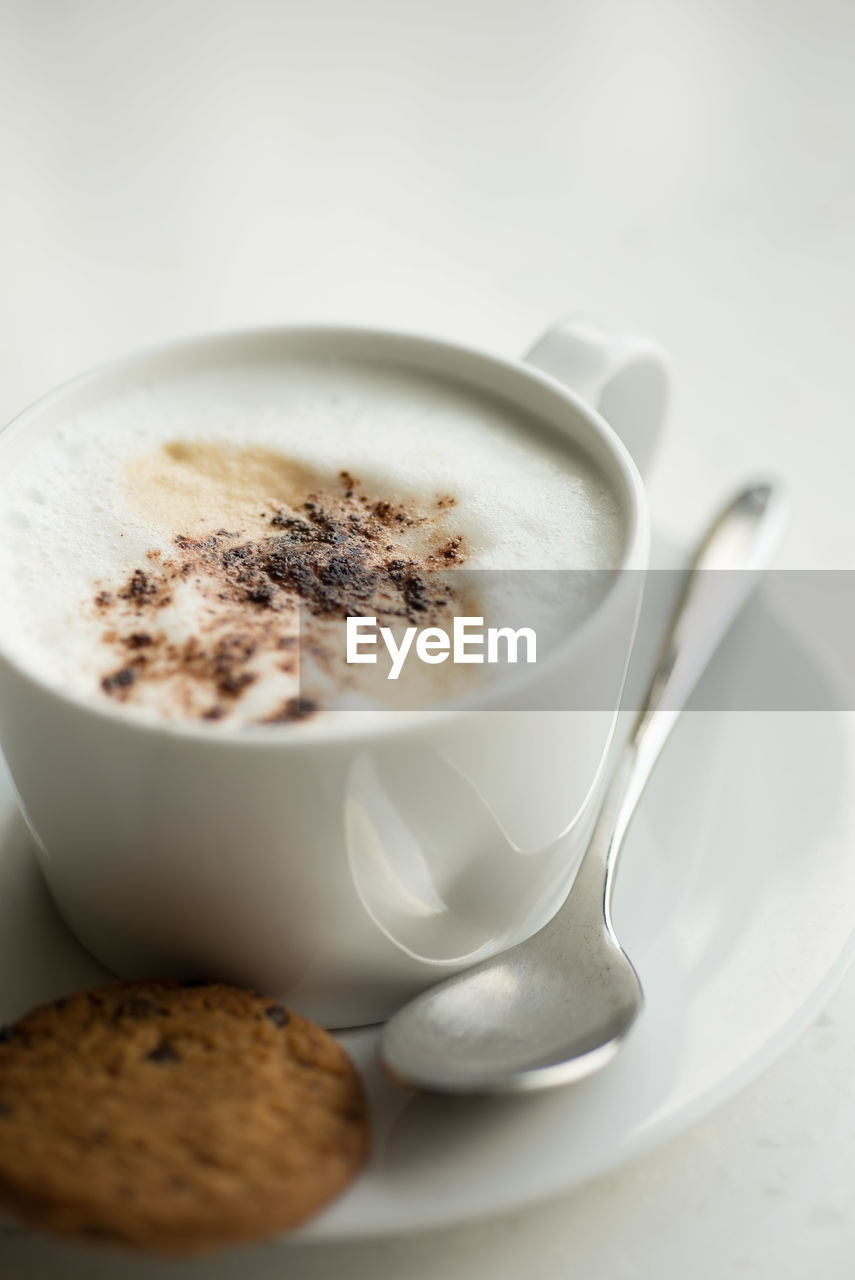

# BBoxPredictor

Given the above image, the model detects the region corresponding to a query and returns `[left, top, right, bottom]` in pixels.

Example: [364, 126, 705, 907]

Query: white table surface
[1, 0, 854, 1274]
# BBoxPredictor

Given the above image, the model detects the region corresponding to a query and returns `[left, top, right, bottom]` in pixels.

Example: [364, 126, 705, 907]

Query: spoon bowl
[383, 933, 640, 1094]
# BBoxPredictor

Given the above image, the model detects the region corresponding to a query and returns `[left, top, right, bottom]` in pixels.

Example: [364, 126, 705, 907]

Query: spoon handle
[579, 482, 788, 934]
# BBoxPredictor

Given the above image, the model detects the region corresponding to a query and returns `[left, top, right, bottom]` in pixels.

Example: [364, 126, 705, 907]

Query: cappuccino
[0, 350, 625, 726]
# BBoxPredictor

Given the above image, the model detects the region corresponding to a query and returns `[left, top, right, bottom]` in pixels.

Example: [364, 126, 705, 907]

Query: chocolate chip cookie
[0, 980, 368, 1253]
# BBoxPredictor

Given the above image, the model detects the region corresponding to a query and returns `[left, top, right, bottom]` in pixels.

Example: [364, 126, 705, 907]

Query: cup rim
[0, 323, 650, 747]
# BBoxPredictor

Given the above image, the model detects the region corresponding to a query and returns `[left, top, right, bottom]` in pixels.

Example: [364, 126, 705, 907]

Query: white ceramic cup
[0, 317, 668, 1027]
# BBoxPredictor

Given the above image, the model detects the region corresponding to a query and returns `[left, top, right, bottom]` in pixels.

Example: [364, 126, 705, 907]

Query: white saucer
[0, 575, 853, 1245]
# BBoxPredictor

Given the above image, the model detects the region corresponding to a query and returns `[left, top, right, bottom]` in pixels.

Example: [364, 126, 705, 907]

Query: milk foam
[0, 354, 625, 725]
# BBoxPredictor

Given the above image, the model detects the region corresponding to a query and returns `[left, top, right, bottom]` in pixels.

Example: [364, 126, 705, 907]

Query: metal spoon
[380, 481, 788, 1094]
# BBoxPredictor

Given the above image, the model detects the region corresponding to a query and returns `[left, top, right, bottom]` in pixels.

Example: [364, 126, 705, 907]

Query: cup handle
[524, 314, 669, 478]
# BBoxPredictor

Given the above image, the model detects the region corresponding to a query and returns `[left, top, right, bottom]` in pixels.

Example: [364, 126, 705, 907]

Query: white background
[1, 1, 854, 1275]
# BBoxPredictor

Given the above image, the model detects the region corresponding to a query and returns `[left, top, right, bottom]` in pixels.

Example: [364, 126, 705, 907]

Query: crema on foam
[0, 355, 626, 726]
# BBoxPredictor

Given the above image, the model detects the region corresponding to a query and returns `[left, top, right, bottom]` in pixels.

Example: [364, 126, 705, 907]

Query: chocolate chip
[264, 1005, 290, 1027]
[146, 1040, 180, 1063]
[0, 1026, 15, 1044]
[0, 1100, 12, 1117]
[114, 997, 163, 1020]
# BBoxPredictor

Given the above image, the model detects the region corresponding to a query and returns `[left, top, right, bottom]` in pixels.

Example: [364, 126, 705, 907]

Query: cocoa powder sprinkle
[93, 466, 467, 724]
